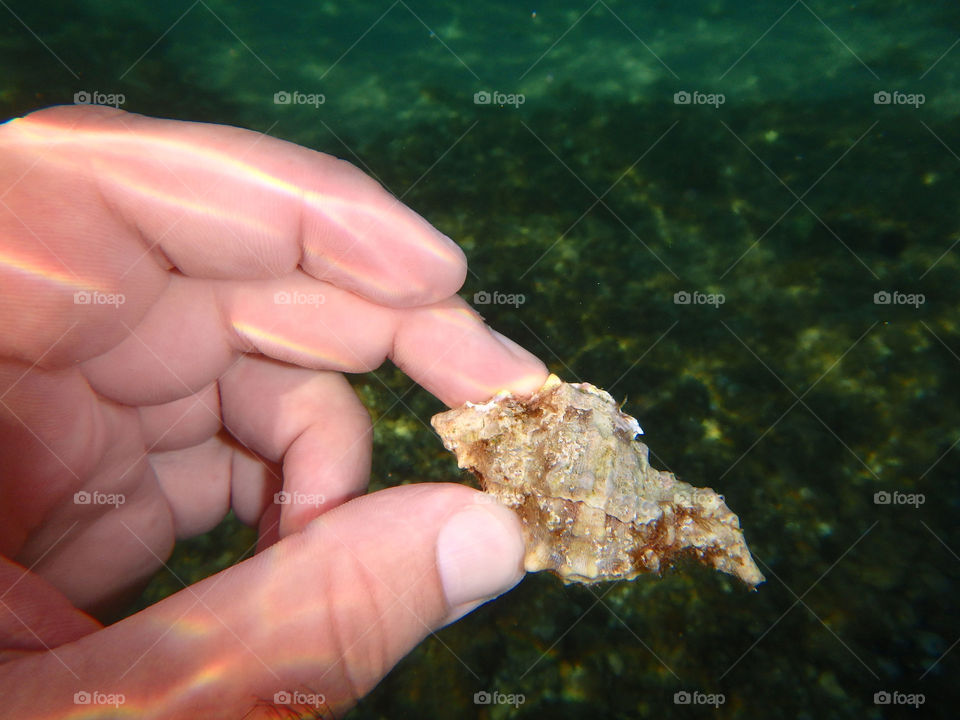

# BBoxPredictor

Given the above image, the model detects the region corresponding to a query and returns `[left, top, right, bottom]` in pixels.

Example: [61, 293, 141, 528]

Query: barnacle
[431, 375, 764, 587]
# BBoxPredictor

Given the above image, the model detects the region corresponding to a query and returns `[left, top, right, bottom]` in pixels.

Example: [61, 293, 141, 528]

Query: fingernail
[489, 330, 550, 394]
[489, 328, 529, 359]
[436, 498, 525, 618]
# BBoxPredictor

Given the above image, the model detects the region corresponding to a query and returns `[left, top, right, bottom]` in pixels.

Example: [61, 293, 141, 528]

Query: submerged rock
[431, 374, 764, 588]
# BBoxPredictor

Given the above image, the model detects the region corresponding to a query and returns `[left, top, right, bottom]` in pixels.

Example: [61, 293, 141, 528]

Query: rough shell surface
[431, 374, 764, 587]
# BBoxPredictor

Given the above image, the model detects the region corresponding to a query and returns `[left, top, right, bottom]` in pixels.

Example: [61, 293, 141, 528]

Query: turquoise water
[3, 1, 959, 718]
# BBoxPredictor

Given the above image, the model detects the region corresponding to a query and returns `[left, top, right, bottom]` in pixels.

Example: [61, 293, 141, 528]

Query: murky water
[3, 1, 958, 717]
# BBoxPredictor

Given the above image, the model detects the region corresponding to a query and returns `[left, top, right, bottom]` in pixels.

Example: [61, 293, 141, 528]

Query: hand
[0, 106, 548, 718]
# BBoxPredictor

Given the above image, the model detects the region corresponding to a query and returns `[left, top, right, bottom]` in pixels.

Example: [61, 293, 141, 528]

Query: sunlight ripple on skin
[232, 320, 354, 369]
[0, 105, 545, 718]
[5, 109, 467, 303]
[0, 246, 108, 292]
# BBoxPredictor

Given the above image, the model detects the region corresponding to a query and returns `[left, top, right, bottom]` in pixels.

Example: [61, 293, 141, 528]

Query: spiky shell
[431, 374, 764, 587]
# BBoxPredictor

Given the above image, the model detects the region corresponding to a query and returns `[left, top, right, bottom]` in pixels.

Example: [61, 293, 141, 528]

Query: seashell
[431, 374, 764, 587]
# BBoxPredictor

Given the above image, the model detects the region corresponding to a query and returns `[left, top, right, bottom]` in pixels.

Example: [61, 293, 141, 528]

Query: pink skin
[0, 106, 548, 718]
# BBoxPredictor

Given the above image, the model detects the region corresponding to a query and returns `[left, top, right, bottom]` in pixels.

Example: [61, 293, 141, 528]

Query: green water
[3, 1, 958, 718]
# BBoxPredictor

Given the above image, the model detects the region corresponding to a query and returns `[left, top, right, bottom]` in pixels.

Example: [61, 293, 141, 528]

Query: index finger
[2, 105, 466, 307]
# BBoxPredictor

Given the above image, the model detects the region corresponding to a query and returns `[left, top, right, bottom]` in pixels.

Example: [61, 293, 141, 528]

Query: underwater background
[3, 0, 959, 717]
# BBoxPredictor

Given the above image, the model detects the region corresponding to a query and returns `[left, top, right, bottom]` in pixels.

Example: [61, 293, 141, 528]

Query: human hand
[0, 106, 548, 718]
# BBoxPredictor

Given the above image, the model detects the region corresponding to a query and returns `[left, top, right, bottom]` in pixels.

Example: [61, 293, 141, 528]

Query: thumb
[292, 482, 525, 709]
[0, 484, 525, 720]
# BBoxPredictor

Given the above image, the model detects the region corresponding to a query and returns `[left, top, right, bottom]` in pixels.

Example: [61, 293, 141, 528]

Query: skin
[0, 106, 548, 718]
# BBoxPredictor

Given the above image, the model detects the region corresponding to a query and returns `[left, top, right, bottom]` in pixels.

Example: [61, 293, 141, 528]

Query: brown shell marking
[431, 374, 764, 587]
